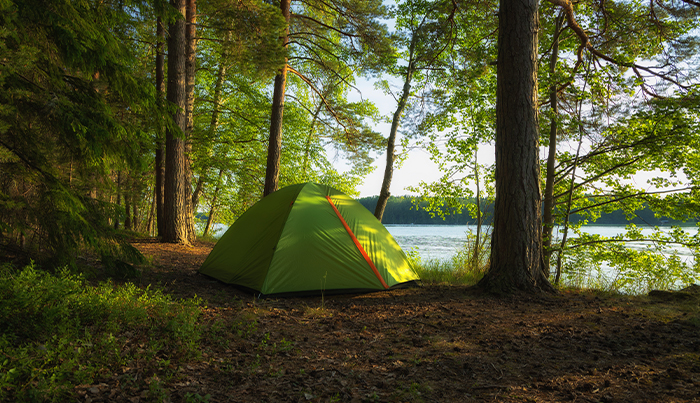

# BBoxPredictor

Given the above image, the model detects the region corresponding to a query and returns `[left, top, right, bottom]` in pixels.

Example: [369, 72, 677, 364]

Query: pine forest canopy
[0, 0, 698, 293]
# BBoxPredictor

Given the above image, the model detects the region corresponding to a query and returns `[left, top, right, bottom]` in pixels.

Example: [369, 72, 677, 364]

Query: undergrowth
[0, 263, 202, 402]
[409, 233, 489, 286]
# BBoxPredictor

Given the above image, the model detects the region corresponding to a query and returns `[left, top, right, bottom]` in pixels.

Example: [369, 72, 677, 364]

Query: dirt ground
[121, 239, 700, 402]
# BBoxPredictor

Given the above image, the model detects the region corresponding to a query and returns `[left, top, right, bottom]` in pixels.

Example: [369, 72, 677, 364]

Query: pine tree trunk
[124, 185, 132, 230]
[184, 0, 198, 241]
[263, 0, 291, 197]
[114, 171, 121, 230]
[147, 187, 156, 236]
[132, 195, 139, 232]
[542, 14, 564, 278]
[478, 0, 555, 294]
[374, 61, 414, 222]
[155, 15, 166, 237]
[162, 0, 191, 244]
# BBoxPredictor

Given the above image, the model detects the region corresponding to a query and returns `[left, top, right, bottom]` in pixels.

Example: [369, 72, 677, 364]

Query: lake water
[385, 224, 698, 262]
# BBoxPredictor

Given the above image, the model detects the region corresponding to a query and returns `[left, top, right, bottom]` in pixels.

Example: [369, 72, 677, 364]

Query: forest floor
[108, 239, 700, 403]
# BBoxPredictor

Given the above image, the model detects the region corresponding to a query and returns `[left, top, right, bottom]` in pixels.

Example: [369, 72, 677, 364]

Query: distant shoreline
[358, 195, 698, 227]
[382, 223, 699, 227]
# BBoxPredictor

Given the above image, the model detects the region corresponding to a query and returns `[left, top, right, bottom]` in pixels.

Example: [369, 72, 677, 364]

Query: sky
[339, 76, 496, 198]
[337, 77, 435, 198]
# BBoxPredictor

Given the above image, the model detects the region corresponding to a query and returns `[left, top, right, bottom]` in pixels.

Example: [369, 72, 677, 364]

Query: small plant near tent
[232, 317, 259, 339]
[321, 271, 328, 309]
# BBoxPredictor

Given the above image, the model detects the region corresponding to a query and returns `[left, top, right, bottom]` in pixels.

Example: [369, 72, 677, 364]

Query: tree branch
[291, 13, 360, 38]
[544, 0, 693, 97]
[286, 66, 350, 135]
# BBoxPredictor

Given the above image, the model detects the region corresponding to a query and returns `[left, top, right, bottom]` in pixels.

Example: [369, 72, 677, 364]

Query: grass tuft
[408, 234, 489, 286]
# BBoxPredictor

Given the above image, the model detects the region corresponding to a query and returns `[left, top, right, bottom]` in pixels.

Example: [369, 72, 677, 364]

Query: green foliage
[200, 0, 287, 78]
[0, 263, 202, 402]
[557, 225, 700, 294]
[0, 0, 158, 266]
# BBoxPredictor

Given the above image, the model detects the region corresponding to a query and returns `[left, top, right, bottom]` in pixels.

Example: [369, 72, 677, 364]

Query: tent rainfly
[199, 182, 420, 297]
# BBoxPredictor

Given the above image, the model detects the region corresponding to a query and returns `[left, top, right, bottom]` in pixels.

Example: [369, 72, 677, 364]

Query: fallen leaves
[108, 240, 700, 402]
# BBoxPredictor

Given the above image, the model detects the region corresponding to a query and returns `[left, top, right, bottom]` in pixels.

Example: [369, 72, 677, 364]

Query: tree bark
[263, 0, 291, 197]
[203, 169, 224, 238]
[147, 186, 156, 236]
[472, 150, 482, 268]
[302, 100, 325, 175]
[184, 0, 198, 241]
[542, 13, 565, 277]
[155, 15, 166, 237]
[124, 182, 132, 230]
[132, 193, 139, 232]
[374, 43, 416, 221]
[162, 0, 191, 244]
[114, 170, 121, 230]
[478, 0, 555, 294]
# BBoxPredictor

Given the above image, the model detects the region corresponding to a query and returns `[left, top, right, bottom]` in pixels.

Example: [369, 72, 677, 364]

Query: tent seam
[325, 195, 389, 289]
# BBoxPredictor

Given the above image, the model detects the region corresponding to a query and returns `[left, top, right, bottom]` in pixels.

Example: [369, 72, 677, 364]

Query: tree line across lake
[357, 196, 698, 227]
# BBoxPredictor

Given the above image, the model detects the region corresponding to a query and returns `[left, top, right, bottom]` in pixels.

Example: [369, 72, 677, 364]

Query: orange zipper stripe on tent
[326, 196, 389, 289]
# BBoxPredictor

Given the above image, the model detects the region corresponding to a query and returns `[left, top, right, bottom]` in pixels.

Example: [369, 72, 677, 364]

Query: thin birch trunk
[542, 13, 565, 278]
[374, 40, 416, 222]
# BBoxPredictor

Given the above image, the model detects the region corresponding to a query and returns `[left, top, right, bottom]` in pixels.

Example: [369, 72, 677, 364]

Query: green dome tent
[199, 182, 420, 297]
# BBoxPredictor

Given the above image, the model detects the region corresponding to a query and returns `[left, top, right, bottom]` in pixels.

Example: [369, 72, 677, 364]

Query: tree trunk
[542, 13, 565, 278]
[374, 58, 415, 222]
[155, 15, 166, 237]
[191, 178, 204, 213]
[472, 150, 482, 268]
[132, 194, 139, 232]
[124, 182, 132, 230]
[162, 0, 191, 244]
[555, 123, 585, 284]
[203, 169, 224, 238]
[303, 100, 325, 175]
[203, 204, 217, 238]
[185, 0, 197, 140]
[184, 0, 198, 241]
[147, 186, 156, 236]
[114, 171, 121, 230]
[478, 0, 555, 294]
[263, 0, 291, 197]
